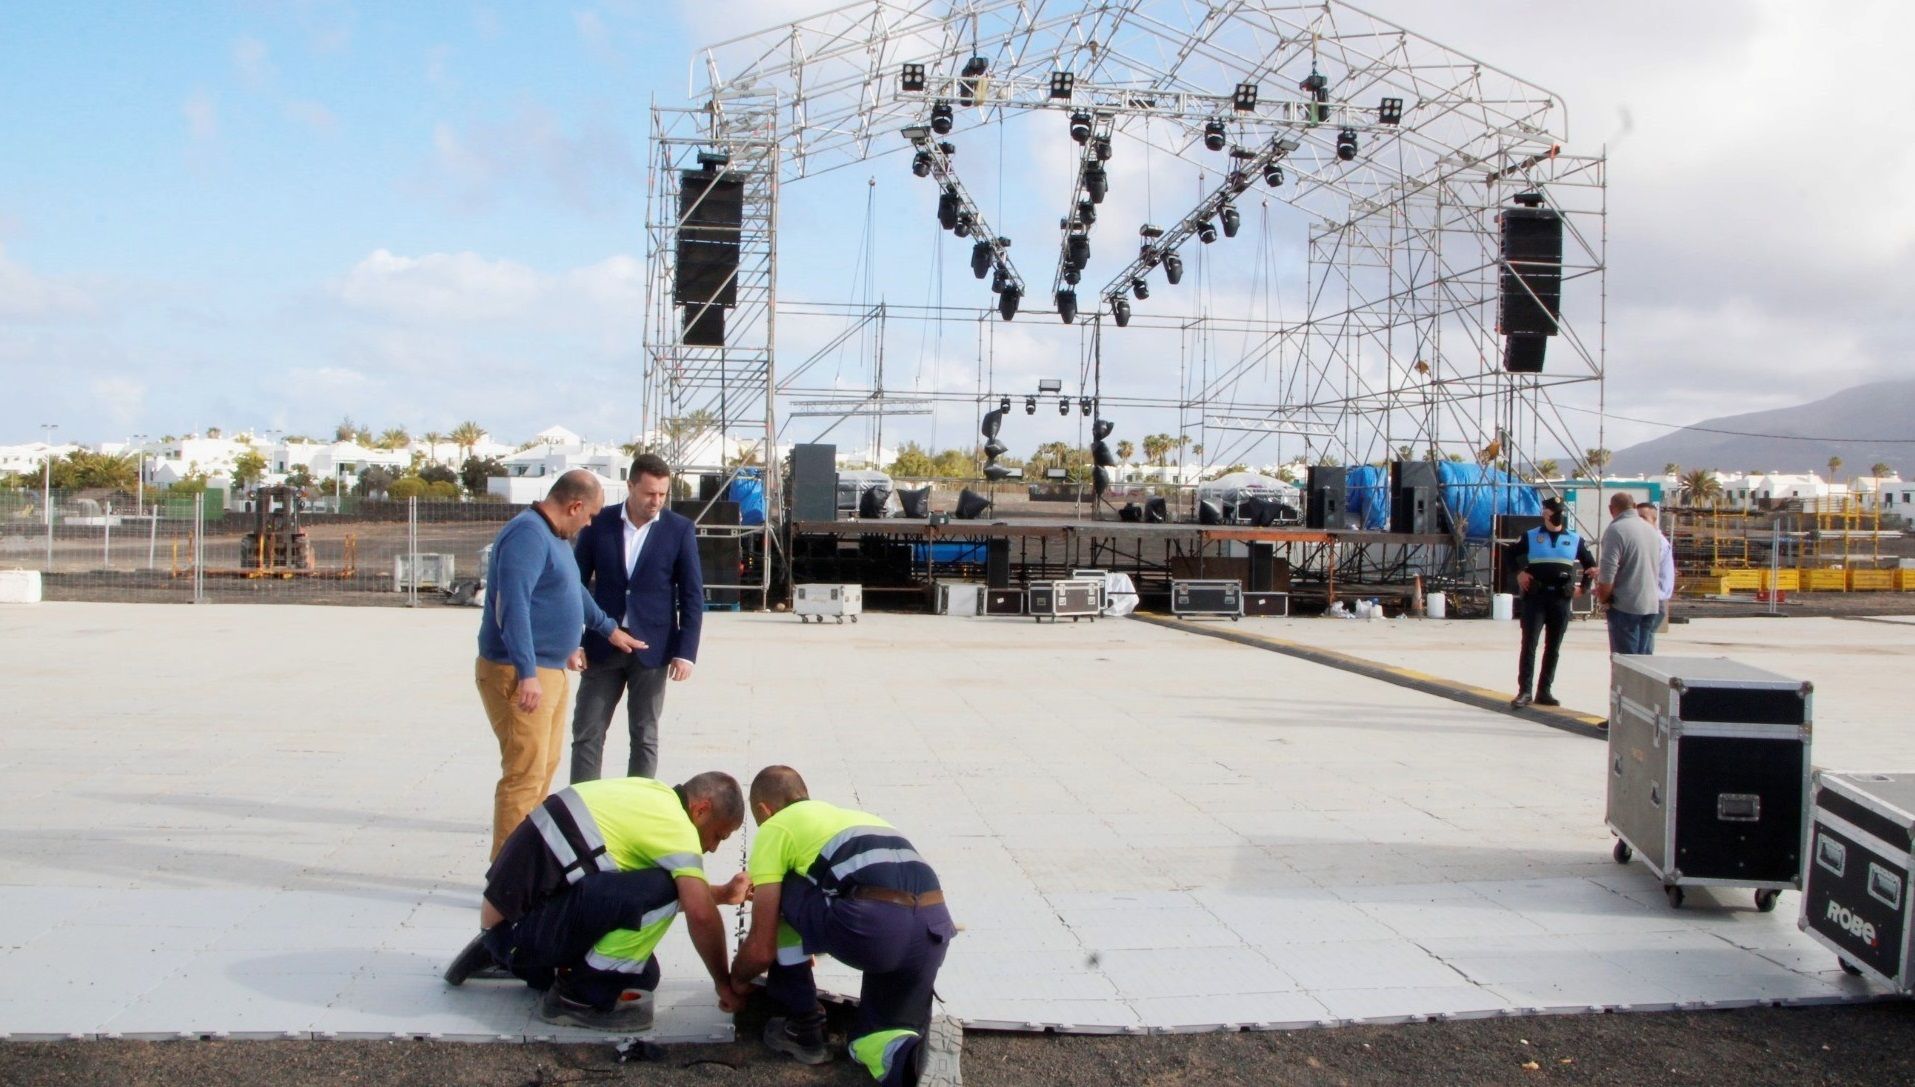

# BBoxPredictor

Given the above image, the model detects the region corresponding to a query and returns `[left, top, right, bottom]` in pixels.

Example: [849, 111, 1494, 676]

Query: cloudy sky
[2, 1, 1910, 466]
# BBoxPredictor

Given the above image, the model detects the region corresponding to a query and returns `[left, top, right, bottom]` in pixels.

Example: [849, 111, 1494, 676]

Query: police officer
[1508, 496, 1596, 708]
[729, 765, 957, 1086]
[444, 771, 750, 1032]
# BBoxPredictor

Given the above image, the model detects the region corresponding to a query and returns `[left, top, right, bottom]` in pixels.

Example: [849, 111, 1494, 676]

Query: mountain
[1606, 379, 1915, 478]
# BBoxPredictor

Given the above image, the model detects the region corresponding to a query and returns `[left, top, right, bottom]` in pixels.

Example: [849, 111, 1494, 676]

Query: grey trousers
[568, 653, 669, 782]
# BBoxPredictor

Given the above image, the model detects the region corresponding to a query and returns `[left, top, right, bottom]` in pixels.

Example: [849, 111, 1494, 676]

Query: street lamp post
[40, 422, 58, 571]
[131, 433, 147, 515]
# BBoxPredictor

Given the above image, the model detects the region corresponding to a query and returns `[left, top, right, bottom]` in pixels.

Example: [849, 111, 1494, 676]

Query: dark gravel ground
[5, 1001, 1915, 1087]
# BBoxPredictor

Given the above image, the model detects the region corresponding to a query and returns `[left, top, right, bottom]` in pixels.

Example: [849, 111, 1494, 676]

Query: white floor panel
[0, 606, 1899, 1040]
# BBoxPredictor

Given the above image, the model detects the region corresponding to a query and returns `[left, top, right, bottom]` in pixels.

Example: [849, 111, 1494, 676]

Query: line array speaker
[674, 170, 744, 346]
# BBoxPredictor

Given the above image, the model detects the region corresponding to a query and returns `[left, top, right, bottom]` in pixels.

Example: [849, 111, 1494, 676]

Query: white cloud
[0, 244, 97, 321]
[88, 377, 147, 426]
[182, 88, 218, 145]
[284, 99, 339, 134]
[335, 249, 545, 322]
[232, 36, 275, 88]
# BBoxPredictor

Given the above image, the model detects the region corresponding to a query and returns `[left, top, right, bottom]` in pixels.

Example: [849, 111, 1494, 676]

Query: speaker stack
[674, 167, 744, 347]
[1390, 461, 1445, 535]
[1498, 192, 1563, 373]
[789, 443, 837, 523]
[1305, 466, 1355, 530]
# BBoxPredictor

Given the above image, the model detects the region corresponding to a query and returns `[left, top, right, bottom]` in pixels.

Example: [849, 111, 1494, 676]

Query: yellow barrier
[1680, 576, 1730, 597]
[1898, 569, 1915, 591]
[1849, 569, 1897, 592]
[1711, 568, 1763, 591]
[1760, 569, 1800, 592]
[1801, 569, 1848, 592]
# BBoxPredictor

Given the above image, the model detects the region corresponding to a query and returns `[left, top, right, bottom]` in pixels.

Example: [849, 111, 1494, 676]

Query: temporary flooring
[0, 602, 1902, 1042]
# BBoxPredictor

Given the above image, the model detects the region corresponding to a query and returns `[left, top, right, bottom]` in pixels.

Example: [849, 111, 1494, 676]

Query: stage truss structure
[641, 0, 1608, 595]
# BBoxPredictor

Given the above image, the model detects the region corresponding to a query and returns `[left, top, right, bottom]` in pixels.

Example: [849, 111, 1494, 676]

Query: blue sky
[4, 1, 1913, 467]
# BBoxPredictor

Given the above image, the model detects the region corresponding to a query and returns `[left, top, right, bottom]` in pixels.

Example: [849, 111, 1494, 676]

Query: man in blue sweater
[477, 470, 642, 858]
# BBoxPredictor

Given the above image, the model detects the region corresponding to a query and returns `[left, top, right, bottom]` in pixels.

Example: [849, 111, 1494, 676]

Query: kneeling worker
[729, 765, 956, 1086]
[446, 771, 750, 1031]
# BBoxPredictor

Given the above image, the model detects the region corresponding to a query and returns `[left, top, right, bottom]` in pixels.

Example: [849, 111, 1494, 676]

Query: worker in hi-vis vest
[444, 772, 750, 1033]
[1507, 495, 1596, 709]
[729, 765, 956, 1086]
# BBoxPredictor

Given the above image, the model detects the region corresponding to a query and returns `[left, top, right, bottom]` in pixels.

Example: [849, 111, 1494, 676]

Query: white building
[0, 442, 73, 478]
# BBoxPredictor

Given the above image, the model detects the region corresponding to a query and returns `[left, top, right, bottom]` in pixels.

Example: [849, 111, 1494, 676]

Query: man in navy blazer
[568, 454, 705, 782]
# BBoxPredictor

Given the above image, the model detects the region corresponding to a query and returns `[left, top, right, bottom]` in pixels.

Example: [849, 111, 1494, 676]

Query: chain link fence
[3, 489, 514, 606]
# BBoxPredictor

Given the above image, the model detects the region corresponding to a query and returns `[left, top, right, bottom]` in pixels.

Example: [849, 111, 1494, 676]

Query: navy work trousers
[482, 867, 674, 1009]
[1517, 593, 1572, 695]
[767, 875, 955, 1086]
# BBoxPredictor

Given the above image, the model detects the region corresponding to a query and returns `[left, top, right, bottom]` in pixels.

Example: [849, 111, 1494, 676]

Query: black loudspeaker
[695, 534, 741, 606]
[1092, 440, 1117, 467]
[672, 499, 738, 526]
[1306, 466, 1352, 529]
[858, 486, 890, 519]
[955, 489, 992, 520]
[1390, 460, 1444, 535]
[1503, 335, 1547, 373]
[1144, 496, 1168, 523]
[674, 171, 743, 309]
[1248, 542, 1277, 591]
[1092, 465, 1111, 497]
[697, 474, 723, 502]
[1498, 204, 1562, 337]
[1198, 499, 1225, 525]
[682, 304, 726, 347]
[1118, 502, 1144, 523]
[898, 486, 930, 519]
[985, 538, 1010, 588]
[790, 443, 837, 522]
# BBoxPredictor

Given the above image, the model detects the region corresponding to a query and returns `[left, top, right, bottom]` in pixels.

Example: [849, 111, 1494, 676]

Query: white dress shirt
[622, 505, 655, 577]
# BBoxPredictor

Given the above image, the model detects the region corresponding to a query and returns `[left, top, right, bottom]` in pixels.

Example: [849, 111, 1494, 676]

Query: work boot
[443, 932, 509, 986]
[1535, 691, 1560, 707]
[538, 985, 655, 1032]
[1510, 690, 1532, 709]
[764, 1015, 832, 1066]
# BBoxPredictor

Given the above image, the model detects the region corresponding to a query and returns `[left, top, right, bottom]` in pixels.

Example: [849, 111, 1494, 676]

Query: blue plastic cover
[1341, 462, 1539, 540]
[728, 472, 766, 525]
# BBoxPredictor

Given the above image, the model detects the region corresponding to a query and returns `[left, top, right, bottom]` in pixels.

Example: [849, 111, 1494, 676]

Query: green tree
[1534, 458, 1560, 481]
[1116, 440, 1134, 465]
[205, 426, 223, 439]
[1827, 455, 1844, 481]
[387, 476, 428, 501]
[931, 447, 977, 479]
[1583, 448, 1612, 476]
[1679, 468, 1722, 507]
[887, 441, 936, 478]
[418, 462, 458, 486]
[355, 465, 398, 498]
[376, 426, 411, 451]
[460, 455, 506, 497]
[45, 451, 139, 490]
[1871, 462, 1894, 478]
[232, 449, 268, 489]
[450, 421, 486, 455]
[285, 466, 314, 489]
[426, 480, 461, 500]
[335, 417, 362, 442]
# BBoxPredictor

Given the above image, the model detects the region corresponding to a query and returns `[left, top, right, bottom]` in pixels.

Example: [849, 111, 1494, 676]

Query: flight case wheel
[1839, 958, 1862, 976]
[1754, 889, 1780, 913]
[1665, 885, 1684, 909]
[1612, 839, 1632, 864]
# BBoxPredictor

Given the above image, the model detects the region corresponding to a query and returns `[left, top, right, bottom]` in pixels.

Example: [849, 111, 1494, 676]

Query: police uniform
[1510, 521, 1595, 702]
[749, 800, 956, 1087]
[480, 778, 706, 1009]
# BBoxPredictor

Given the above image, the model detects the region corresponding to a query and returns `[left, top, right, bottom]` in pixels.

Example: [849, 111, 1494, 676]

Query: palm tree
[1663, 462, 1681, 478]
[450, 421, 485, 458]
[1190, 443, 1205, 461]
[1679, 468, 1722, 507]
[1871, 461, 1894, 479]
[1116, 439, 1134, 465]
[1583, 447, 1612, 477]
[1827, 455, 1844, 482]
[1534, 458, 1560, 482]
[377, 426, 410, 451]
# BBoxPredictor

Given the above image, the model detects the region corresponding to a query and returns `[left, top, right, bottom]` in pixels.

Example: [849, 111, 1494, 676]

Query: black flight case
[1606, 656, 1812, 910]
[1800, 771, 1915, 988]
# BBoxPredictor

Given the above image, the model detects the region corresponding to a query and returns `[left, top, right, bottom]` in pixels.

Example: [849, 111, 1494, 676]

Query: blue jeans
[1607, 610, 1658, 655]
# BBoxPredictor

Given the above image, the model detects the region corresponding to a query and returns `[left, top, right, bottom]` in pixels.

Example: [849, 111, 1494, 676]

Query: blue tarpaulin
[1342, 462, 1539, 541]
[728, 472, 766, 525]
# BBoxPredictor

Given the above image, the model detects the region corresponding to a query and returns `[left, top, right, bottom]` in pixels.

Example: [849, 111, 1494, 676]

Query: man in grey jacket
[1596, 492, 1663, 654]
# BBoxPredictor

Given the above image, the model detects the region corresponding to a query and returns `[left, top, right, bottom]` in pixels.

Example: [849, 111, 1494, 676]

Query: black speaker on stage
[1248, 542, 1278, 592]
[858, 486, 891, 519]
[697, 474, 723, 502]
[1499, 197, 1562, 371]
[1143, 496, 1168, 523]
[1198, 499, 1225, 525]
[695, 534, 741, 606]
[1118, 502, 1144, 523]
[955, 489, 992, 520]
[1390, 460, 1445, 535]
[898, 486, 931, 519]
[1306, 466, 1353, 529]
[672, 499, 738, 526]
[790, 443, 837, 522]
[985, 538, 1010, 587]
[682, 304, 726, 347]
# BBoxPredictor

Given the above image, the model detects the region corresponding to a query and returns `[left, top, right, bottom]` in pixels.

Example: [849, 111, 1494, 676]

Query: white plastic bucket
[1491, 592, 1515, 621]
[1426, 591, 1446, 619]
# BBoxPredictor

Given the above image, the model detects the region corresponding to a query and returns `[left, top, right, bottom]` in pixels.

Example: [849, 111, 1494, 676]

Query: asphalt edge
[1130, 613, 1609, 740]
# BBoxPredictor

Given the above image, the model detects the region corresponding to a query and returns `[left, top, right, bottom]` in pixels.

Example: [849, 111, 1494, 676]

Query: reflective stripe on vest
[807, 827, 937, 894]
[530, 788, 618, 885]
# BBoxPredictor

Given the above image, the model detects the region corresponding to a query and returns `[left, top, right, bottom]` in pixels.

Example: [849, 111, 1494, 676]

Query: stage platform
[793, 516, 1451, 547]
[0, 604, 1893, 1044]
